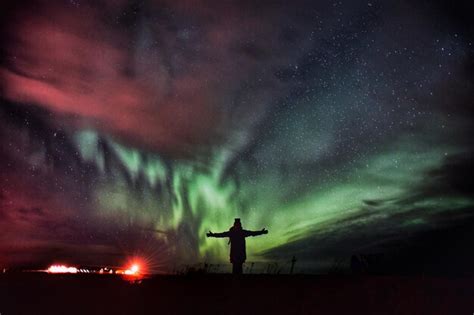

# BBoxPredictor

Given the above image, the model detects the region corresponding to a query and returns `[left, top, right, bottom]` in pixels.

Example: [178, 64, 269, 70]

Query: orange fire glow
[124, 264, 140, 275]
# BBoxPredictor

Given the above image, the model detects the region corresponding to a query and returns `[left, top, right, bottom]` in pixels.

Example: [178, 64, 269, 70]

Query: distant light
[47, 265, 78, 274]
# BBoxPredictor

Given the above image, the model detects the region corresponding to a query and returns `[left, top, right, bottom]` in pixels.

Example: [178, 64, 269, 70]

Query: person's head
[233, 218, 242, 230]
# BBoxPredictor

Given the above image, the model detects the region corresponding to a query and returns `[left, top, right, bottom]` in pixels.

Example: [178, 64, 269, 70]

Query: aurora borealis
[1, 0, 473, 273]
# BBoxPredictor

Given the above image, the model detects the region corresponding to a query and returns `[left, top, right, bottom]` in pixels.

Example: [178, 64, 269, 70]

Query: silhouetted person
[207, 218, 268, 274]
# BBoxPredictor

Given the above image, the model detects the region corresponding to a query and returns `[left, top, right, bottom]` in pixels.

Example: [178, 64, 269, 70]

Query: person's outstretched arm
[244, 228, 268, 237]
[207, 231, 230, 238]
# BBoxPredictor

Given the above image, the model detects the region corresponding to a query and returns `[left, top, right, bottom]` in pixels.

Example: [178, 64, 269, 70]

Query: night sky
[1, 0, 473, 273]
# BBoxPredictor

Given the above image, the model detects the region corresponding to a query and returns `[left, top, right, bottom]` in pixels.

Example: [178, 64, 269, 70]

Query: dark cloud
[398, 151, 474, 204]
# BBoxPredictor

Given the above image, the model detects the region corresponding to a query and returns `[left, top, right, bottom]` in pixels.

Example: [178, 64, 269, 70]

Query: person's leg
[232, 263, 243, 274]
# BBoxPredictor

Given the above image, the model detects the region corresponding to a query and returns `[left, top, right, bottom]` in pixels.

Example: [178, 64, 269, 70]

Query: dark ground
[1, 273, 473, 314]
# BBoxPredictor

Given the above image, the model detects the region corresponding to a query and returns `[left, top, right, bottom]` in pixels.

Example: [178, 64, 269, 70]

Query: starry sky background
[1, 0, 473, 273]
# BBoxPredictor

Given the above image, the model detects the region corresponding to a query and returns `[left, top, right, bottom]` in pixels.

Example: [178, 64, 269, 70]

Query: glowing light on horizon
[47, 265, 78, 274]
[123, 264, 140, 275]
